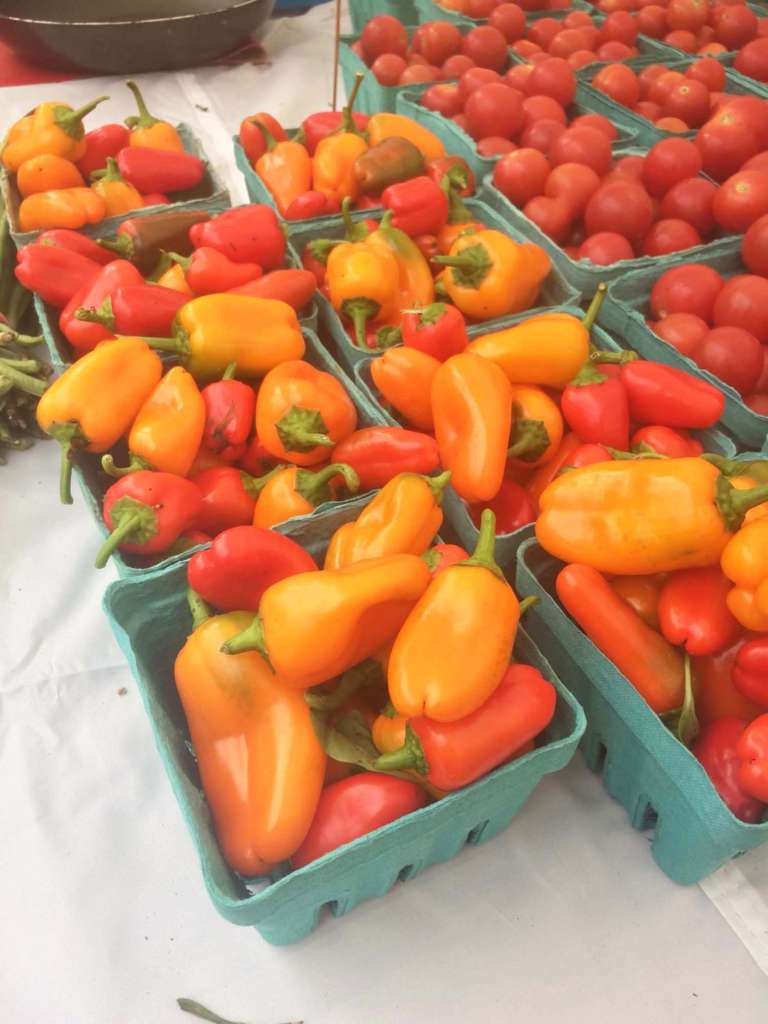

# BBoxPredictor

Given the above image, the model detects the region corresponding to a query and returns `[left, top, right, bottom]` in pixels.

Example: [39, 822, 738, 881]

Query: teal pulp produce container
[352, 305, 737, 575]
[102, 540, 586, 944]
[414, 0, 592, 24]
[289, 195, 579, 374]
[481, 158, 741, 298]
[348, 0, 417, 33]
[396, 84, 639, 181]
[61, 328, 385, 579]
[725, 64, 768, 100]
[514, 526, 768, 885]
[3, 123, 230, 249]
[601, 242, 768, 452]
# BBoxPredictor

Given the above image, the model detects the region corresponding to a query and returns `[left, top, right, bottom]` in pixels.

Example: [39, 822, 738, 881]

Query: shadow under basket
[103, 529, 585, 944]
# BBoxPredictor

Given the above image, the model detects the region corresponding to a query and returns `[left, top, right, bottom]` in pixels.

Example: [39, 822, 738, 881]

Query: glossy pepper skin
[255, 360, 357, 466]
[737, 715, 768, 804]
[389, 509, 522, 723]
[221, 553, 433, 688]
[188, 205, 285, 270]
[620, 361, 725, 429]
[433, 231, 550, 321]
[354, 137, 426, 196]
[18, 187, 106, 232]
[90, 157, 143, 216]
[692, 719, 766, 822]
[508, 384, 564, 469]
[239, 112, 287, 165]
[561, 361, 632, 452]
[35, 228, 115, 265]
[721, 518, 768, 632]
[537, 459, 768, 576]
[169, 247, 263, 295]
[201, 365, 256, 461]
[324, 471, 449, 570]
[60, 259, 144, 354]
[468, 312, 591, 389]
[229, 269, 317, 312]
[301, 110, 369, 156]
[657, 566, 741, 656]
[693, 636, 763, 727]
[145, 295, 305, 383]
[36, 337, 162, 504]
[187, 525, 317, 612]
[291, 773, 426, 869]
[99, 209, 210, 274]
[631, 425, 703, 458]
[100, 367, 205, 478]
[370, 347, 440, 432]
[124, 80, 184, 153]
[16, 153, 84, 196]
[116, 146, 204, 194]
[366, 113, 445, 163]
[2, 97, 108, 171]
[75, 283, 188, 338]
[253, 463, 360, 528]
[733, 639, 768, 707]
[76, 123, 130, 179]
[312, 77, 368, 205]
[432, 352, 513, 505]
[94, 471, 203, 568]
[562, 443, 614, 471]
[376, 663, 556, 790]
[331, 427, 440, 492]
[401, 303, 468, 362]
[469, 477, 536, 535]
[284, 191, 339, 221]
[176, 609, 325, 875]
[556, 562, 685, 714]
[191, 465, 278, 535]
[255, 124, 312, 217]
[611, 574, 664, 628]
[365, 213, 435, 313]
[381, 176, 449, 238]
[15, 244, 102, 309]
[326, 239, 400, 346]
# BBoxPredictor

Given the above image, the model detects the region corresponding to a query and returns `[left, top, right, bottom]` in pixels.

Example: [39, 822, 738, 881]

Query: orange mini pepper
[175, 601, 325, 875]
[370, 347, 441, 432]
[326, 238, 401, 346]
[388, 509, 523, 722]
[431, 352, 513, 505]
[18, 187, 106, 232]
[125, 81, 184, 153]
[372, 707, 408, 755]
[252, 463, 360, 528]
[611, 574, 666, 629]
[312, 73, 368, 204]
[365, 213, 435, 311]
[721, 518, 768, 632]
[366, 113, 445, 163]
[16, 153, 84, 196]
[437, 220, 484, 255]
[507, 385, 564, 470]
[221, 553, 433, 689]
[526, 432, 583, 503]
[324, 470, 450, 570]
[2, 96, 108, 172]
[99, 366, 205, 478]
[433, 231, 550, 321]
[256, 125, 312, 217]
[90, 157, 144, 216]
[255, 360, 358, 467]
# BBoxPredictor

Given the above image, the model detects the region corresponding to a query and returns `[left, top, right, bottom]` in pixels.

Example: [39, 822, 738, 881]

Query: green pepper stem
[424, 469, 451, 504]
[125, 81, 160, 129]
[341, 72, 365, 134]
[55, 96, 108, 137]
[582, 283, 607, 332]
[140, 334, 186, 354]
[305, 659, 383, 711]
[341, 297, 380, 348]
[101, 452, 150, 478]
[166, 250, 192, 271]
[94, 511, 143, 569]
[220, 614, 270, 660]
[518, 595, 539, 616]
[91, 156, 123, 183]
[186, 588, 211, 630]
[58, 438, 74, 505]
[296, 462, 360, 507]
[373, 724, 428, 775]
[462, 508, 503, 580]
[589, 349, 637, 366]
[507, 416, 549, 461]
[221, 362, 236, 381]
[254, 120, 277, 152]
[240, 464, 285, 499]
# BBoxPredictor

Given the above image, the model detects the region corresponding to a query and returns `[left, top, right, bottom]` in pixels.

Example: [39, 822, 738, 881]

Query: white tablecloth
[3, 6, 768, 1020]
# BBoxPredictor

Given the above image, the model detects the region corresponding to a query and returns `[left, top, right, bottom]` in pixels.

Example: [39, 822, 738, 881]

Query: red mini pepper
[426, 155, 475, 198]
[469, 477, 536, 535]
[620, 361, 725, 429]
[423, 543, 469, 576]
[15, 244, 103, 309]
[381, 176, 449, 239]
[239, 113, 288, 165]
[290, 773, 427, 868]
[300, 111, 370, 156]
[201, 364, 257, 461]
[733, 639, 768, 707]
[141, 192, 170, 207]
[658, 566, 742, 656]
[116, 146, 205, 194]
[693, 718, 766, 822]
[736, 714, 768, 804]
[168, 247, 263, 295]
[94, 471, 203, 568]
[401, 303, 468, 362]
[631, 425, 703, 458]
[331, 426, 440, 491]
[36, 229, 115, 265]
[190, 465, 278, 535]
[561, 443, 613, 470]
[76, 123, 130, 179]
[302, 244, 326, 288]
[229, 269, 317, 311]
[561, 360, 631, 452]
[188, 205, 286, 269]
[187, 524, 317, 612]
[59, 259, 144, 353]
[74, 283, 187, 338]
[375, 663, 556, 791]
[285, 191, 340, 221]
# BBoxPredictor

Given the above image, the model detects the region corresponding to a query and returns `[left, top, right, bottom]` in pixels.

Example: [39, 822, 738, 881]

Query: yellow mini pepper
[326, 239, 401, 347]
[125, 81, 184, 152]
[90, 157, 144, 217]
[721, 517, 768, 632]
[18, 188, 106, 232]
[2, 97, 108, 172]
[366, 113, 445, 163]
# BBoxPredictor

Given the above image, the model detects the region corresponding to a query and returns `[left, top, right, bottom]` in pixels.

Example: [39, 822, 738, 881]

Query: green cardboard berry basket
[2, 123, 230, 249]
[725, 64, 768, 101]
[480, 158, 741, 298]
[289, 196, 579, 375]
[102, 540, 585, 944]
[600, 242, 768, 452]
[514, 516, 768, 885]
[396, 84, 639, 181]
[62, 328, 386, 579]
[351, 305, 738, 575]
[348, 0, 418, 34]
[413, 0, 593, 26]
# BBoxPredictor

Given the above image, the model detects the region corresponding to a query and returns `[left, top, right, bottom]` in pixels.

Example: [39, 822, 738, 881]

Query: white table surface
[2, 5, 768, 1021]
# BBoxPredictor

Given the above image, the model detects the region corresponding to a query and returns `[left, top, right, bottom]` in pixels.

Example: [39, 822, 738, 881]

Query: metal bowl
[0, 0, 276, 75]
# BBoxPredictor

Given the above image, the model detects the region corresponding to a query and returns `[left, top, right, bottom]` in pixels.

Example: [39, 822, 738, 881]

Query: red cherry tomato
[549, 126, 612, 176]
[638, 63, 669, 98]
[596, 41, 637, 61]
[372, 53, 408, 86]
[734, 38, 768, 83]
[662, 79, 711, 127]
[452, 113, 469, 132]
[660, 177, 717, 236]
[642, 218, 703, 256]
[743, 152, 768, 175]
[488, 2, 527, 41]
[492, 148, 551, 205]
[477, 136, 518, 156]
[648, 70, 687, 105]
[520, 117, 566, 153]
[712, 275, 768, 344]
[520, 94, 567, 129]
[545, 162, 601, 217]
[667, 0, 709, 32]
[458, 66, 502, 104]
[505, 63, 534, 91]
[686, 56, 726, 91]
[577, 232, 635, 264]
[612, 154, 646, 180]
[420, 82, 463, 116]
[637, 5, 668, 38]
[712, 171, 768, 234]
[742, 214, 768, 276]
[563, 10, 594, 29]
[650, 263, 724, 321]
[414, 20, 463, 65]
[642, 137, 703, 198]
[635, 100, 663, 122]
[408, 53, 431, 67]
[585, 180, 654, 246]
[714, 4, 758, 49]
[549, 28, 592, 57]
[360, 15, 409, 63]
[568, 113, 617, 140]
[465, 83, 524, 140]
[599, 10, 639, 45]
[697, 99, 768, 181]
[461, 25, 510, 71]
[654, 116, 690, 132]
[568, 50, 599, 69]
[399, 64, 441, 85]
[522, 194, 573, 243]
[511, 40, 543, 59]
[695, 326, 764, 394]
[467, 0, 502, 15]
[525, 57, 577, 106]
[652, 313, 710, 357]
[664, 29, 699, 51]
[592, 63, 640, 107]
[442, 54, 476, 79]
[528, 17, 563, 49]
